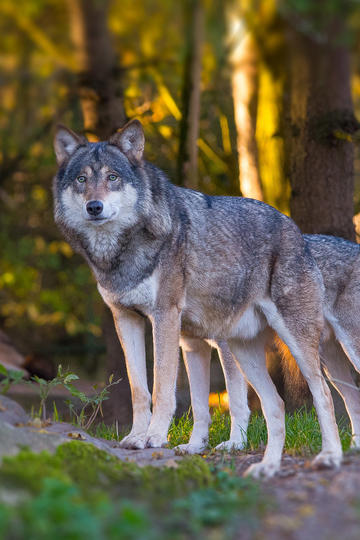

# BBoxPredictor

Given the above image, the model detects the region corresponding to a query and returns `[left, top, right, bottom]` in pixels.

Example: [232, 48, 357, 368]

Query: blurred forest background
[1, 0, 360, 422]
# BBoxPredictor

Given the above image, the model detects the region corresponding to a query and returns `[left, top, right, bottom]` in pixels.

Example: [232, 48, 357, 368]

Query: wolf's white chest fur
[98, 270, 159, 315]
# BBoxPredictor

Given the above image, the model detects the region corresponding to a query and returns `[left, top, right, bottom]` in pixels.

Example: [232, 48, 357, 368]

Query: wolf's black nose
[86, 200, 103, 216]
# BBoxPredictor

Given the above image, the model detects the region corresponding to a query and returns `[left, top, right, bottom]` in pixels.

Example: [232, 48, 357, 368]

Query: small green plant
[65, 373, 122, 431]
[0, 364, 25, 395]
[30, 364, 79, 422]
[52, 400, 60, 422]
[1, 361, 122, 430]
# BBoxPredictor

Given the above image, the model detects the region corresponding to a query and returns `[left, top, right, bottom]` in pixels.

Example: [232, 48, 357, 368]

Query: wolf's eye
[108, 174, 118, 182]
[77, 175, 86, 183]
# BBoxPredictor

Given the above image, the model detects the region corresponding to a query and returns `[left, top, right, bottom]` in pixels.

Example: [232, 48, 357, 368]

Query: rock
[44, 421, 181, 467]
[0, 330, 28, 375]
[0, 395, 30, 425]
[0, 395, 182, 467]
[0, 420, 70, 462]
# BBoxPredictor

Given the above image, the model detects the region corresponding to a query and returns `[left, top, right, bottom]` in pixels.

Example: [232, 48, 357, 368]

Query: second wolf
[179, 235, 360, 455]
[53, 120, 342, 478]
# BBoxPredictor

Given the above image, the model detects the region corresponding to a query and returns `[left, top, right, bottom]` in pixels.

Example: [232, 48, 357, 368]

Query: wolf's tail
[275, 335, 311, 407]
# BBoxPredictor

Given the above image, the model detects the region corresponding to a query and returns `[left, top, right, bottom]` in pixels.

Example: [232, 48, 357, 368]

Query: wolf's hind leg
[215, 341, 250, 451]
[228, 331, 285, 478]
[331, 319, 360, 377]
[112, 308, 151, 450]
[260, 299, 342, 469]
[321, 336, 360, 448]
[175, 337, 211, 454]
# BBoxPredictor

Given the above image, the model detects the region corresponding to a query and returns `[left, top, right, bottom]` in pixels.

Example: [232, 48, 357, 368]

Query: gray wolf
[53, 120, 342, 478]
[179, 235, 360, 456]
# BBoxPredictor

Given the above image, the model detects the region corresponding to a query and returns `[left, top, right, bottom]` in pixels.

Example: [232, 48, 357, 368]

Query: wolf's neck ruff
[83, 225, 124, 264]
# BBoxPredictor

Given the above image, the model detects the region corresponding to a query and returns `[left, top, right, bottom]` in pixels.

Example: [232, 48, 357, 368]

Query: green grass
[0, 443, 268, 540]
[93, 406, 353, 455]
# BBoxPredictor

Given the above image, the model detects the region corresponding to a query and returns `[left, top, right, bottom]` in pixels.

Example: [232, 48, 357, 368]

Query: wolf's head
[53, 120, 147, 235]
[53, 120, 173, 265]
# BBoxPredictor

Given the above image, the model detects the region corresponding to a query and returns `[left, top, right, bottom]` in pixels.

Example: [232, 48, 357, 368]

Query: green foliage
[173, 471, 267, 533]
[167, 404, 232, 450]
[91, 421, 127, 442]
[0, 442, 268, 539]
[65, 373, 122, 430]
[167, 408, 194, 447]
[0, 364, 25, 394]
[30, 364, 80, 421]
[285, 407, 353, 454]
[1, 363, 122, 429]
[0, 448, 69, 493]
[209, 406, 233, 448]
[167, 406, 352, 454]
[1, 477, 151, 540]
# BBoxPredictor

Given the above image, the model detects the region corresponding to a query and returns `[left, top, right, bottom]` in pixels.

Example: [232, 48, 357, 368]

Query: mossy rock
[0, 441, 212, 501]
[0, 442, 267, 540]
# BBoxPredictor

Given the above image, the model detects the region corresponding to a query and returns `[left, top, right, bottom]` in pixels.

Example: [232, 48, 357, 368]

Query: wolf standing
[53, 119, 342, 477]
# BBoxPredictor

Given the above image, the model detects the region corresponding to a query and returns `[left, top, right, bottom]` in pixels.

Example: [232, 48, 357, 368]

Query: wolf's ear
[54, 125, 87, 166]
[109, 120, 145, 164]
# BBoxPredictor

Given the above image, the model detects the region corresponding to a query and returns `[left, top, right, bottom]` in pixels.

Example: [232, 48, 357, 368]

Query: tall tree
[67, 0, 126, 139]
[177, 0, 204, 188]
[284, 14, 357, 240]
[67, 0, 131, 423]
[227, 10, 263, 200]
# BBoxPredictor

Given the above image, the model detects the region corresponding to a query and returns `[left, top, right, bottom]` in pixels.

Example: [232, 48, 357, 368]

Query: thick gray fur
[53, 121, 342, 477]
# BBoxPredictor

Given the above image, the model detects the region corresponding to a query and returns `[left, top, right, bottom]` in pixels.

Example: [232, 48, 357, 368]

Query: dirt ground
[208, 450, 360, 539]
[2, 395, 360, 539]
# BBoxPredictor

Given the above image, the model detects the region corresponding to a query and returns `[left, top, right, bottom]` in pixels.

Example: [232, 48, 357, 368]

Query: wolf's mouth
[86, 211, 116, 224]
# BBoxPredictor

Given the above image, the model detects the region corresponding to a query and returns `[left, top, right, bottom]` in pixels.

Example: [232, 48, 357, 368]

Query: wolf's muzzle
[86, 200, 103, 217]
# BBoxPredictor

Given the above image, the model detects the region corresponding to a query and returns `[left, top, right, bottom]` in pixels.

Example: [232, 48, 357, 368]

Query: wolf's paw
[174, 442, 206, 455]
[145, 433, 168, 448]
[311, 450, 342, 470]
[215, 439, 246, 452]
[244, 460, 280, 479]
[119, 432, 147, 449]
[350, 436, 360, 450]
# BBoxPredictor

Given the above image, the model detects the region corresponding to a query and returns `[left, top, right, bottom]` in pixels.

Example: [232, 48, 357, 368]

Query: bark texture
[286, 24, 357, 240]
[177, 0, 204, 189]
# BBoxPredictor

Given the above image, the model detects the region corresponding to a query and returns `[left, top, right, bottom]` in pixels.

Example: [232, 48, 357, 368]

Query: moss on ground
[0, 441, 268, 539]
[2, 407, 350, 538]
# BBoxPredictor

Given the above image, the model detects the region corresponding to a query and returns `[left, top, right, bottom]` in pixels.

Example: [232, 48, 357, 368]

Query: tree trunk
[67, 0, 131, 425]
[177, 0, 204, 189]
[285, 23, 357, 240]
[67, 0, 126, 139]
[228, 19, 263, 200]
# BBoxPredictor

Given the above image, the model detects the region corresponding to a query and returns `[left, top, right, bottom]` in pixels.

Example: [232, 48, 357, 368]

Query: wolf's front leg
[146, 307, 181, 448]
[112, 307, 152, 449]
